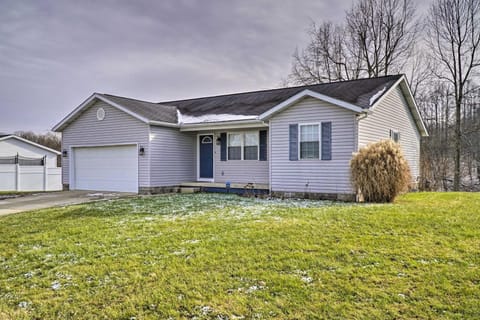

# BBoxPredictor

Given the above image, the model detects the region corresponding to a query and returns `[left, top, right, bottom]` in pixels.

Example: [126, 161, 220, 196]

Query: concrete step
[179, 187, 200, 194]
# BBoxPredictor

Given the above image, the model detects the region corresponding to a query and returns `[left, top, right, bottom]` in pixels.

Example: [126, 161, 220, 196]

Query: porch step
[179, 187, 201, 194]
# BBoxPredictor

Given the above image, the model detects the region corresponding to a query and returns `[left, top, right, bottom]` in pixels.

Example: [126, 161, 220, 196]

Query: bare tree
[290, 22, 361, 85]
[289, 0, 418, 84]
[426, 0, 480, 190]
[14, 131, 61, 151]
[346, 0, 418, 77]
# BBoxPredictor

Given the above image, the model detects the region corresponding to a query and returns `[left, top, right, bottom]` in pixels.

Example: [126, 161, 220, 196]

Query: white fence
[0, 164, 62, 191]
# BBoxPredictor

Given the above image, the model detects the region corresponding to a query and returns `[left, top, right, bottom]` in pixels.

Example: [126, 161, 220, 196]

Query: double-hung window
[300, 124, 319, 159]
[227, 131, 260, 160]
[244, 132, 259, 160]
[228, 133, 242, 160]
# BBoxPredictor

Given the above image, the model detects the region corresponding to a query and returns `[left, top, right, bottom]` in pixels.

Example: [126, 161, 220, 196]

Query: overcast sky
[0, 0, 430, 133]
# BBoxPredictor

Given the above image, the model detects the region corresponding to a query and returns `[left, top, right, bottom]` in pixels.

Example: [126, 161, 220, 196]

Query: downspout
[355, 111, 369, 152]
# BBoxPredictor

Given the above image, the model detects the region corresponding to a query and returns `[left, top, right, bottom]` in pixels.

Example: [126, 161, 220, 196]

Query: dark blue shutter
[259, 130, 267, 161]
[220, 132, 227, 161]
[289, 124, 298, 161]
[321, 122, 332, 160]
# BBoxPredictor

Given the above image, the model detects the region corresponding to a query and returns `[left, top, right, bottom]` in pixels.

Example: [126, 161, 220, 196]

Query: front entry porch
[180, 181, 269, 196]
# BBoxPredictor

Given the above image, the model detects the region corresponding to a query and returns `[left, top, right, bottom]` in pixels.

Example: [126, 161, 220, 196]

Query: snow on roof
[369, 86, 387, 106]
[178, 112, 258, 124]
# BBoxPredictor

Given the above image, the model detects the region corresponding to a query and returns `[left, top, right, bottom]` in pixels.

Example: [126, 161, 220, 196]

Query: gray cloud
[0, 0, 427, 133]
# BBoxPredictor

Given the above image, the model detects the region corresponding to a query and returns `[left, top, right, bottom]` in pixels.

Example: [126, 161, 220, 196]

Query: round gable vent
[97, 107, 106, 120]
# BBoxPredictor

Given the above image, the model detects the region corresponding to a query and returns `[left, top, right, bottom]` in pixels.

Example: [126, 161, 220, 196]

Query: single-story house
[0, 134, 62, 191]
[52, 74, 428, 200]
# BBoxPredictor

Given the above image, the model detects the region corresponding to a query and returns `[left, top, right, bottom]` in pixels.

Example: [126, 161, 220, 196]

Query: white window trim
[298, 123, 322, 160]
[244, 131, 260, 161]
[390, 129, 400, 143]
[227, 131, 260, 161]
[227, 132, 243, 161]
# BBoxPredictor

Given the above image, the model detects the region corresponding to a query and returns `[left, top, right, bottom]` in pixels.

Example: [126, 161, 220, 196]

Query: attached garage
[72, 145, 138, 192]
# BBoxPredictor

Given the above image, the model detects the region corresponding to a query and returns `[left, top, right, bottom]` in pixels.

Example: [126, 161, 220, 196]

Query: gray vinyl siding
[149, 125, 196, 186]
[193, 129, 269, 185]
[61, 101, 150, 187]
[270, 97, 356, 194]
[358, 86, 421, 179]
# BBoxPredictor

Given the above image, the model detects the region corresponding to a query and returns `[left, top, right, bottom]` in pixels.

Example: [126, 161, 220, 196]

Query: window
[244, 132, 259, 160]
[300, 124, 319, 159]
[226, 131, 260, 160]
[228, 133, 242, 160]
[390, 130, 400, 143]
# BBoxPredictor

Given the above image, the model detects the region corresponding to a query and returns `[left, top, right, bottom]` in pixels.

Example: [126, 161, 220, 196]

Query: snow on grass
[88, 193, 348, 221]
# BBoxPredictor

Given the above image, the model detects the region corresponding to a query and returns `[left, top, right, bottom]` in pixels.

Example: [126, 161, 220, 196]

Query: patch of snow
[172, 249, 186, 256]
[51, 281, 61, 290]
[200, 305, 214, 315]
[369, 86, 387, 106]
[184, 239, 200, 244]
[24, 271, 34, 278]
[178, 113, 257, 124]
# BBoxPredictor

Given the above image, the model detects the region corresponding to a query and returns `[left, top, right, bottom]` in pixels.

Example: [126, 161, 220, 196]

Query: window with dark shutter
[259, 130, 267, 161]
[220, 132, 227, 161]
[289, 124, 298, 161]
[321, 122, 332, 160]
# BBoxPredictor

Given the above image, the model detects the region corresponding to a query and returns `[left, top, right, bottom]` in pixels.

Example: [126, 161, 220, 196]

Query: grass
[0, 192, 479, 319]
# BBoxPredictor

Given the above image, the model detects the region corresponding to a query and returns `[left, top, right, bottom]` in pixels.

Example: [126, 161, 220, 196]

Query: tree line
[288, 0, 480, 191]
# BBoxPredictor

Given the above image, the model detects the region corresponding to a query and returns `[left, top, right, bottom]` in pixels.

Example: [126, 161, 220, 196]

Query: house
[0, 134, 62, 191]
[52, 74, 428, 200]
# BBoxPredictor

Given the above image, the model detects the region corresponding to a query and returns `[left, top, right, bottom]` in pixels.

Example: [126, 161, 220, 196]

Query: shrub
[350, 140, 412, 203]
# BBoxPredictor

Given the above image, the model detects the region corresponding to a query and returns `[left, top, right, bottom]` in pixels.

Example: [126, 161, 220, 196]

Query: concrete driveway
[0, 191, 134, 217]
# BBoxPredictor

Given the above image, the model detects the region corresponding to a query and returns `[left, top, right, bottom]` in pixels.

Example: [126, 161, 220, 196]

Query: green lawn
[0, 192, 479, 319]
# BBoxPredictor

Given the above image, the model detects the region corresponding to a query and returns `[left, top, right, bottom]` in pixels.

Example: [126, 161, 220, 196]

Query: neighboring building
[52, 75, 428, 200]
[0, 135, 62, 191]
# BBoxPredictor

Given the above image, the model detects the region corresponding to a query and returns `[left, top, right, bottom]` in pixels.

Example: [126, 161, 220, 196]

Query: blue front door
[199, 135, 213, 179]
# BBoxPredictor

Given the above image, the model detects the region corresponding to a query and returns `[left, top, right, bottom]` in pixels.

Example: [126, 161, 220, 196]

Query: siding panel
[358, 86, 421, 179]
[270, 97, 356, 194]
[149, 126, 196, 186]
[62, 101, 150, 188]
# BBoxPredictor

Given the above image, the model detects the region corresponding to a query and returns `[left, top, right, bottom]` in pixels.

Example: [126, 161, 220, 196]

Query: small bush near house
[350, 139, 411, 202]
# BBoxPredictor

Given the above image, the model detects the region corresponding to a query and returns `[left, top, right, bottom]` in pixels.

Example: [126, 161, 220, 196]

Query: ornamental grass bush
[350, 139, 412, 203]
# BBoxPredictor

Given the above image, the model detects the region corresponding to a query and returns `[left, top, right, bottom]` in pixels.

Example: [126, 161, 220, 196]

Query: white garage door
[73, 145, 138, 192]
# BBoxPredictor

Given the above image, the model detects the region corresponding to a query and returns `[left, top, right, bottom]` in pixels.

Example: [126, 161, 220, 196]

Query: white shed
[0, 135, 62, 191]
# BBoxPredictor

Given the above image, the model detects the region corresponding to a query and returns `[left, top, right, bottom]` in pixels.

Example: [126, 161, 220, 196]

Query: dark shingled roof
[158, 75, 403, 117]
[100, 75, 402, 123]
[100, 94, 178, 123]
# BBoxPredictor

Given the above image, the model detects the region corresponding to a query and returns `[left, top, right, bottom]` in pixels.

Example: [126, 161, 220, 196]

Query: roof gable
[0, 135, 61, 155]
[52, 93, 178, 132]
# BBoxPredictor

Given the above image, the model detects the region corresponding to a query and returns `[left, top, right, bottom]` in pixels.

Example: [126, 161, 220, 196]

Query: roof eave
[369, 75, 428, 137]
[179, 119, 267, 132]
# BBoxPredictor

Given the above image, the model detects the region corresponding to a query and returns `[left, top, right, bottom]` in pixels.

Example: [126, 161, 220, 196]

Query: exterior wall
[61, 100, 150, 188]
[193, 128, 269, 185]
[269, 97, 357, 195]
[149, 125, 196, 187]
[358, 86, 421, 179]
[0, 139, 58, 168]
